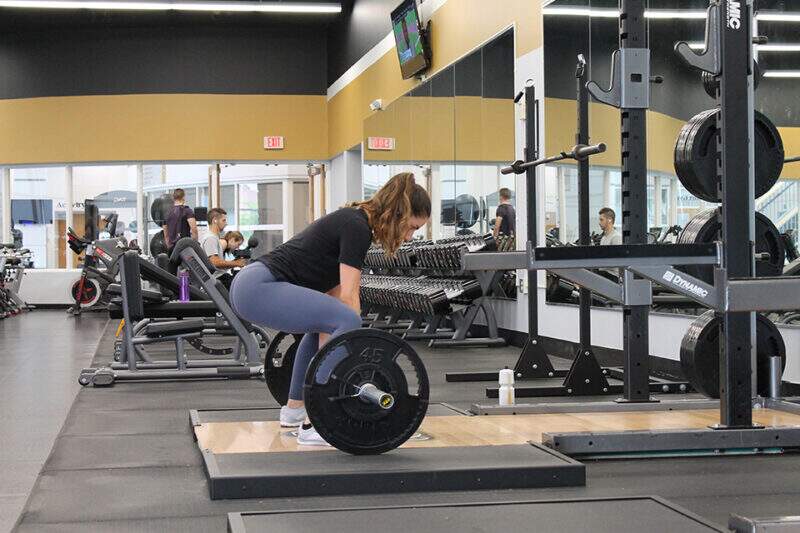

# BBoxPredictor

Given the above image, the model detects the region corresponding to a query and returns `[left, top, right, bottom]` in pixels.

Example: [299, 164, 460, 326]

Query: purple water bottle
[178, 269, 190, 302]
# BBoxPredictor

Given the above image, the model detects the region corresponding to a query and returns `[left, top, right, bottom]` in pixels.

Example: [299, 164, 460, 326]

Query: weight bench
[79, 250, 264, 386]
[106, 249, 269, 371]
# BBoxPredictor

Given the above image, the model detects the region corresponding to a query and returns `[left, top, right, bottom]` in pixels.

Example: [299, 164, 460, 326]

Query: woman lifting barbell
[230, 173, 431, 446]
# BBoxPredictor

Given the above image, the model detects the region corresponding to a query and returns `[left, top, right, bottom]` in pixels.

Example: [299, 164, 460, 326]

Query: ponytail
[351, 172, 431, 254]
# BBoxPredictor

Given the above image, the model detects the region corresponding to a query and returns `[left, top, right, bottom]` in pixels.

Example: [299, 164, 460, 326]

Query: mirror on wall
[362, 28, 515, 243]
[542, 0, 800, 312]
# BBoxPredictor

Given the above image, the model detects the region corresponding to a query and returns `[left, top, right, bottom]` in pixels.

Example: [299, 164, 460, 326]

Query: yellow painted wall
[328, 0, 541, 158]
[363, 95, 513, 163]
[0, 0, 536, 165]
[0, 94, 328, 165]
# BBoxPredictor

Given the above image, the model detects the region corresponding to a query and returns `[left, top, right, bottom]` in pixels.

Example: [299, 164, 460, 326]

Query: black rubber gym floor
[11, 316, 800, 531]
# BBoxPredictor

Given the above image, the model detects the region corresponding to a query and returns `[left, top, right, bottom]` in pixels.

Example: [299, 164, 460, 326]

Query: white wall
[328, 148, 364, 212]
[18, 269, 82, 305]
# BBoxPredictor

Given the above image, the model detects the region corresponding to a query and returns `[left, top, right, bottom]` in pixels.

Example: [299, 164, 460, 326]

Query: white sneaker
[297, 424, 331, 447]
[280, 405, 307, 428]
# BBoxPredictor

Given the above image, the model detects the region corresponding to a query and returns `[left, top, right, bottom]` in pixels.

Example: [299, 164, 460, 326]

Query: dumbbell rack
[363, 237, 510, 348]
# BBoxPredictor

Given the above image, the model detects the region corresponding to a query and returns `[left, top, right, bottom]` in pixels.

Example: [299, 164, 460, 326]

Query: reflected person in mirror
[598, 207, 622, 245]
[493, 187, 516, 239]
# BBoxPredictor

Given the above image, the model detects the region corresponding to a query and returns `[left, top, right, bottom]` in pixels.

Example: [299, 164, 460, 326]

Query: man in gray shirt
[598, 207, 622, 245]
[201, 208, 245, 272]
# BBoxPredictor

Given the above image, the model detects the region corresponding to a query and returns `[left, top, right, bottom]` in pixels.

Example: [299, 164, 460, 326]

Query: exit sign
[367, 137, 395, 151]
[263, 136, 284, 150]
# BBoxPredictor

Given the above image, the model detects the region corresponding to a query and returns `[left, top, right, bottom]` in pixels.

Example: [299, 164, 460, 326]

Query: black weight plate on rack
[674, 110, 715, 194]
[674, 109, 784, 202]
[680, 310, 786, 399]
[674, 109, 715, 191]
[702, 60, 761, 98]
[677, 208, 785, 283]
[304, 328, 429, 455]
[265, 331, 301, 405]
[150, 194, 173, 226]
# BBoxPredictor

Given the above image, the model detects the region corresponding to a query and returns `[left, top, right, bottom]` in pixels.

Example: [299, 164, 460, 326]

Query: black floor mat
[14, 319, 800, 530]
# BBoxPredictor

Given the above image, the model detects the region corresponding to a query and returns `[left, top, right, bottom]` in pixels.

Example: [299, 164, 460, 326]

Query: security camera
[369, 99, 383, 112]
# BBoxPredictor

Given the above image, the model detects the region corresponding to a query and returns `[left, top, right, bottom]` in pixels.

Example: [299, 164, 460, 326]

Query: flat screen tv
[391, 0, 430, 79]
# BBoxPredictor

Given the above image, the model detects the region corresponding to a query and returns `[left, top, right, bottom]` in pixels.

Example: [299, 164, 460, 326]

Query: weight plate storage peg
[304, 328, 429, 455]
[264, 331, 301, 406]
[674, 109, 784, 202]
[680, 311, 786, 399]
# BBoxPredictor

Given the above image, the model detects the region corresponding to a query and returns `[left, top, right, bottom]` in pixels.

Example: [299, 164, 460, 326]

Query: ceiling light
[541, 7, 617, 18]
[763, 70, 800, 78]
[756, 12, 800, 22]
[687, 42, 800, 52]
[644, 10, 706, 19]
[0, 0, 341, 13]
[543, 8, 800, 22]
[542, 7, 707, 19]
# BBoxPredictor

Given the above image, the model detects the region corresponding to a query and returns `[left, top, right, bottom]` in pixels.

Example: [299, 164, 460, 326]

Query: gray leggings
[229, 261, 361, 401]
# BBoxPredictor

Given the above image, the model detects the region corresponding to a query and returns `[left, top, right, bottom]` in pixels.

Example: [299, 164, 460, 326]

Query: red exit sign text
[367, 137, 395, 151]
[263, 136, 285, 150]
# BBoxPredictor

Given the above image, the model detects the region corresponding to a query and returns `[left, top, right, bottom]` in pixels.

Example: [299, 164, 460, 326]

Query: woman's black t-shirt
[257, 207, 373, 293]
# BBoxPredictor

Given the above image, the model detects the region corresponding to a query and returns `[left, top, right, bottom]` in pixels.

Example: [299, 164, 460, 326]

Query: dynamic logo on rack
[727, 0, 741, 29]
[662, 270, 709, 299]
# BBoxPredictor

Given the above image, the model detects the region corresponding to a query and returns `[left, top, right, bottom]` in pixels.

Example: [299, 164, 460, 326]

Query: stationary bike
[67, 214, 134, 315]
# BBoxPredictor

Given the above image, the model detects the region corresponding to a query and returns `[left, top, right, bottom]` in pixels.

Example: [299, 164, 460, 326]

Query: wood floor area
[195, 408, 800, 454]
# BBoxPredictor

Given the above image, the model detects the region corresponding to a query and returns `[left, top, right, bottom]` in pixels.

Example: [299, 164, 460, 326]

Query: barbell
[265, 328, 429, 455]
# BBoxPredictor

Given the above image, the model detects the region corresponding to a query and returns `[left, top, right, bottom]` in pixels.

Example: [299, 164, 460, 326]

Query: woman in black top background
[230, 173, 431, 446]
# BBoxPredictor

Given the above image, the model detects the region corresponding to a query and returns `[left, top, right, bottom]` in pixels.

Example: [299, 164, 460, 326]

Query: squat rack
[450, 1, 689, 402]
[467, 0, 800, 455]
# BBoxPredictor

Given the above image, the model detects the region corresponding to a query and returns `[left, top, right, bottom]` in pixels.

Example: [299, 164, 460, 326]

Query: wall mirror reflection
[542, 0, 800, 318]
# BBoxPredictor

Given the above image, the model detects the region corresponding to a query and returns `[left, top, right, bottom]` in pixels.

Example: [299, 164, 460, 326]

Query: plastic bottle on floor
[498, 367, 515, 406]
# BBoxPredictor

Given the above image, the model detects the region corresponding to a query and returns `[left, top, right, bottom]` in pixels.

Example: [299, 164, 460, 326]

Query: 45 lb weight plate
[674, 109, 784, 202]
[680, 311, 786, 399]
[677, 208, 785, 284]
[304, 328, 429, 455]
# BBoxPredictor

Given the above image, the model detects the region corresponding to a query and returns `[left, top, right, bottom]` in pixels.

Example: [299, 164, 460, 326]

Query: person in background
[162, 188, 198, 250]
[493, 187, 516, 239]
[221, 230, 245, 258]
[201, 208, 245, 272]
[598, 207, 622, 245]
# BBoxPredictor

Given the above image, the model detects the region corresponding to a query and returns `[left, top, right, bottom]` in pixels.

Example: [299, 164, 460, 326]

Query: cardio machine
[66, 204, 134, 315]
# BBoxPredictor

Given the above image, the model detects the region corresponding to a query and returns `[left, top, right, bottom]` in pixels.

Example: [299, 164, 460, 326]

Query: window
[239, 182, 282, 225]
[293, 181, 310, 233]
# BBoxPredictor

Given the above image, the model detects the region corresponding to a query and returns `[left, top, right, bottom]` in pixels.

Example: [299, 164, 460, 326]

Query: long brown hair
[351, 172, 431, 254]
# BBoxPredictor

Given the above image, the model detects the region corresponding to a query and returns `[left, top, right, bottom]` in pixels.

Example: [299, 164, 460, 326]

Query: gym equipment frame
[78, 240, 264, 386]
[468, 0, 800, 456]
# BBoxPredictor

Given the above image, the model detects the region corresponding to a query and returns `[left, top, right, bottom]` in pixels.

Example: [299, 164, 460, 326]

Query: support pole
[717, 0, 755, 428]
[618, 0, 652, 403]
[513, 85, 556, 378]
[576, 59, 591, 350]
[1, 168, 11, 244]
[65, 166, 74, 269]
[136, 164, 145, 250]
[282, 178, 293, 241]
[557, 166, 567, 242]
[209, 164, 220, 207]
